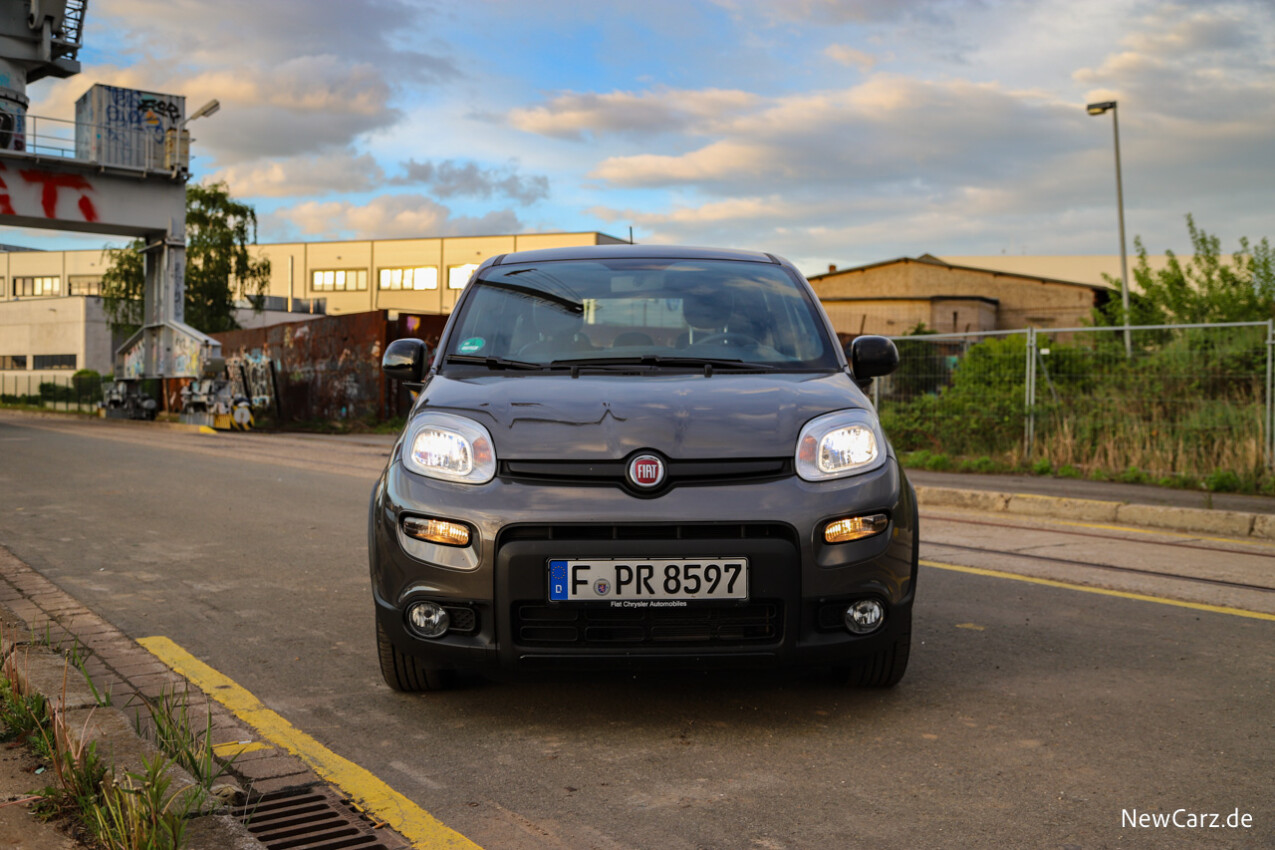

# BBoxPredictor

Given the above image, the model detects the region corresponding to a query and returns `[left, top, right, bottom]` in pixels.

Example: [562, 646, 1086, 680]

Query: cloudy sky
[20, 0, 1275, 276]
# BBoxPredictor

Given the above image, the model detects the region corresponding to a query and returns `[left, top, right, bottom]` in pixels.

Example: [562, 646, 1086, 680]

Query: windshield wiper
[445, 354, 559, 371]
[473, 278, 584, 313]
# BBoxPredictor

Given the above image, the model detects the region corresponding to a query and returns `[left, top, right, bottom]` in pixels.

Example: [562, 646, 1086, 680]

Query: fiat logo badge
[627, 453, 666, 489]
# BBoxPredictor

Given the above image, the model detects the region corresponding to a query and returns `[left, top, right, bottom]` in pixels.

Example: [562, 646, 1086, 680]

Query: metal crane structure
[0, 0, 222, 418]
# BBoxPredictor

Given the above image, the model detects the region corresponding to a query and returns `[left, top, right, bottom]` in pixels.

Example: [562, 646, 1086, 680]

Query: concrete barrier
[917, 485, 1269, 541]
[1115, 504, 1255, 538]
[1007, 493, 1121, 522]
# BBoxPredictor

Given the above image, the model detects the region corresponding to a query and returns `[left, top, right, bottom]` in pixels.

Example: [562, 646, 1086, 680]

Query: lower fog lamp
[844, 599, 885, 635]
[406, 601, 450, 639]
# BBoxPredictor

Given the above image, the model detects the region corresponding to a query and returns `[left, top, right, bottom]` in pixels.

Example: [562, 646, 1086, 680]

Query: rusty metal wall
[213, 311, 448, 423]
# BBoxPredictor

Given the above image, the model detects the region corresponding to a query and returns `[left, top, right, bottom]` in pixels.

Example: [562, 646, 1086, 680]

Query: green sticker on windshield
[458, 337, 485, 354]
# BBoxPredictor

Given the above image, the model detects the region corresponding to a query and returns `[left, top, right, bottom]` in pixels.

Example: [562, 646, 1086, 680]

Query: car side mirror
[383, 338, 430, 384]
[848, 335, 899, 381]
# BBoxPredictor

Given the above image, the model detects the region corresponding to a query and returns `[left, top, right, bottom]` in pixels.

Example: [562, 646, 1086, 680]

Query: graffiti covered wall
[212, 311, 446, 423]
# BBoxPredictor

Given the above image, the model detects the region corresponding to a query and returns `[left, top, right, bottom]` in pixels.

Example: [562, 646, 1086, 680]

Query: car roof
[487, 243, 783, 267]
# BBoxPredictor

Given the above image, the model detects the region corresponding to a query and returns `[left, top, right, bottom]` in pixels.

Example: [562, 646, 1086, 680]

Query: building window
[378, 266, 438, 291]
[311, 269, 367, 292]
[448, 264, 479, 290]
[0, 355, 27, 370]
[68, 275, 103, 295]
[13, 276, 61, 297]
[32, 354, 76, 370]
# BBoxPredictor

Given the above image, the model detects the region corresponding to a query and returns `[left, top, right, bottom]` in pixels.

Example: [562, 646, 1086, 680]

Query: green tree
[100, 182, 271, 336]
[100, 237, 144, 337]
[1093, 215, 1275, 328]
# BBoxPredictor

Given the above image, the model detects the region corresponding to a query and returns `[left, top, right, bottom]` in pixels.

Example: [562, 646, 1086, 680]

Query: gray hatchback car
[370, 244, 917, 690]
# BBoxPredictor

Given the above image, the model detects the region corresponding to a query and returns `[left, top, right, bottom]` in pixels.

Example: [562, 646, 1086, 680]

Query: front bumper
[369, 458, 917, 673]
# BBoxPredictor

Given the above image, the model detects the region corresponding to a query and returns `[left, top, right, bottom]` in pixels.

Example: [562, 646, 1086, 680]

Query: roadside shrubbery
[884, 323, 1270, 493]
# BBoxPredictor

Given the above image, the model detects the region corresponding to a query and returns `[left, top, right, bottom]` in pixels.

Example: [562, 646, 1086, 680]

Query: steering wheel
[695, 332, 760, 348]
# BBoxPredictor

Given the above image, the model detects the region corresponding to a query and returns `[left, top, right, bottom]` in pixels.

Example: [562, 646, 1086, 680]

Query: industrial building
[808, 254, 1111, 337]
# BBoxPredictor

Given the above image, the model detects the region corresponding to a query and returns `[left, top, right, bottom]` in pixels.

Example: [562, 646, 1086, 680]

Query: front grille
[514, 600, 782, 646]
[501, 457, 791, 493]
[500, 522, 797, 545]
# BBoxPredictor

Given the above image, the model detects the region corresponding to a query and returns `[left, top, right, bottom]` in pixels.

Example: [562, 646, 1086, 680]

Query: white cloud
[508, 88, 761, 140]
[268, 194, 521, 240]
[209, 151, 385, 198]
[1074, 3, 1275, 122]
[824, 44, 877, 71]
[578, 76, 1081, 193]
[591, 140, 779, 185]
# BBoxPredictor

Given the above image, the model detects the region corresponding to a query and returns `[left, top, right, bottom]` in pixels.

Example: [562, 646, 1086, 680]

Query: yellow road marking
[138, 636, 482, 849]
[212, 740, 272, 757]
[954, 623, 985, 631]
[920, 559, 1275, 622]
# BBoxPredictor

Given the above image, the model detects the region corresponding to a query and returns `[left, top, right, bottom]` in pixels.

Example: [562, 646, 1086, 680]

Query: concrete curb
[915, 485, 1272, 540]
[0, 602, 268, 850]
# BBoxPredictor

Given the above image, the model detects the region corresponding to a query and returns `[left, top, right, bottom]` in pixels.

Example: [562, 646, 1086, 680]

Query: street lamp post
[166, 98, 220, 174]
[1087, 100, 1131, 357]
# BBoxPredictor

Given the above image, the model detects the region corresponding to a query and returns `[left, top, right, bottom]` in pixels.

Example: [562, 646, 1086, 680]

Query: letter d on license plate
[548, 558, 748, 602]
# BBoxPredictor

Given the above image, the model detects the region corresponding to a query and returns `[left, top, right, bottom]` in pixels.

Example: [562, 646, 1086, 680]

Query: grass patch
[0, 636, 242, 849]
[136, 686, 238, 792]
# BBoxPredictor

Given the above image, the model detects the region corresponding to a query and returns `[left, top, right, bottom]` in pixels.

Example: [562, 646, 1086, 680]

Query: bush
[1031, 458, 1053, 475]
[1117, 466, 1151, 484]
[958, 455, 1000, 474]
[881, 321, 1268, 488]
[1204, 469, 1242, 492]
[72, 369, 103, 403]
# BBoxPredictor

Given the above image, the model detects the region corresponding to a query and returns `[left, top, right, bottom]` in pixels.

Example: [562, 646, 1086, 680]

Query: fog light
[824, 513, 888, 544]
[844, 599, 885, 634]
[402, 516, 470, 547]
[406, 601, 450, 638]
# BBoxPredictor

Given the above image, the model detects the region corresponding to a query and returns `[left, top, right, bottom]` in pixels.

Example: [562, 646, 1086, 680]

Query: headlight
[795, 409, 887, 481]
[401, 412, 496, 484]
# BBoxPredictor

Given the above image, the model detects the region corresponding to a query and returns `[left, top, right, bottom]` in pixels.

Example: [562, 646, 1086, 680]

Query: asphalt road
[1, 412, 1272, 849]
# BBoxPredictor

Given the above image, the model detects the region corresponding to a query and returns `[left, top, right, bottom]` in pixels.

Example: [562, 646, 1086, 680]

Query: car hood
[416, 371, 871, 459]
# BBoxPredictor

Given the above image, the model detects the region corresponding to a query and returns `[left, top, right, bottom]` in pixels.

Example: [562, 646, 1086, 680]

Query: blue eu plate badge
[549, 560, 569, 601]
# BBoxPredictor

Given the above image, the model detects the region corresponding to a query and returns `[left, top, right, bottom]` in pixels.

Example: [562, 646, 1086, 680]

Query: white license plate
[548, 558, 749, 602]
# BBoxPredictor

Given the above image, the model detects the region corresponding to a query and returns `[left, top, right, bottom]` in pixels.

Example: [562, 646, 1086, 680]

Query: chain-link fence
[876, 321, 1273, 479]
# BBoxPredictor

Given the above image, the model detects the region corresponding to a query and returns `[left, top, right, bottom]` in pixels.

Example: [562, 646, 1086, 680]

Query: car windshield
[444, 258, 837, 371]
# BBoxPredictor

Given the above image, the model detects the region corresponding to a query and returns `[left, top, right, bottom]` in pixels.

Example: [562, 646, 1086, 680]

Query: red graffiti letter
[19, 169, 98, 221]
[0, 162, 15, 216]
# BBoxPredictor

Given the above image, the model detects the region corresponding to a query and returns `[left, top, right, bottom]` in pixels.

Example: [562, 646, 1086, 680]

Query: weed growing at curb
[66, 639, 113, 708]
[0, 627, 214, 849]
[135, 685, 239, 794]
[86, 755, 191, 850]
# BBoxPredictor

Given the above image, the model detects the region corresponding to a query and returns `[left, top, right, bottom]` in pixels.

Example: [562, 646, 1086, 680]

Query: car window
[444, 259, 837, 370]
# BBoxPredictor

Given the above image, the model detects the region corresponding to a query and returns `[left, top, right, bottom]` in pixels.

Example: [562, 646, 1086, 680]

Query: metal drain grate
[231, 785, 411, 850]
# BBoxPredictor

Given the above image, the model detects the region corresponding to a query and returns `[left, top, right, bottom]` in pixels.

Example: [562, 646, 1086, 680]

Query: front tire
[376, 618, 454, 692]
[843, 630, 911, 687]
